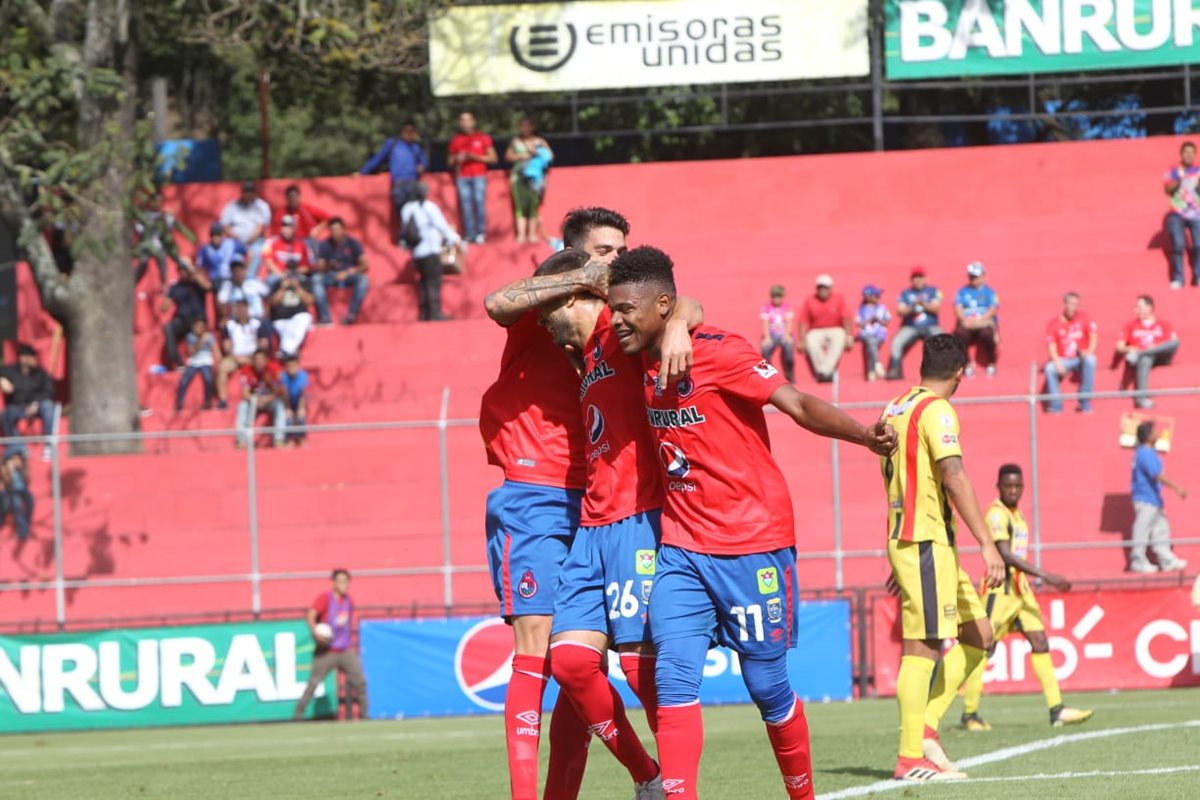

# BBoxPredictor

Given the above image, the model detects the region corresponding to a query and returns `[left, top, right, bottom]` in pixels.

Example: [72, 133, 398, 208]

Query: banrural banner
[886, 0, 1200, 79]
[0, 620, 335, 733]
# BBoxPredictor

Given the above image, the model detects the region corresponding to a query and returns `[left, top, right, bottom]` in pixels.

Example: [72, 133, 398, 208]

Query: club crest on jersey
[646, 406, 706, 429]
[587, 405, 605, 445]
[579, 359, 616, 400]
[635, 549, 657, 575]
[676, 375, 694, 398]
[592, 338, 603, 363]
[641, 580, 654, 603]
[517, 570, 538, 599]
[767, 597, 783, 623]
[753, 360, 779, 379]
[659, 442, 691, 478]
[756, 567, 778, 594]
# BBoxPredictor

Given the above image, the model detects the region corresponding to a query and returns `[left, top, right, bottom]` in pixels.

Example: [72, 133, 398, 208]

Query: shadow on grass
[823, 766, 893, 780]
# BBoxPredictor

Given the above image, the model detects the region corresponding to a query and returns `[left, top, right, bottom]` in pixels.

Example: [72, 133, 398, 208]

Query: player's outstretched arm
[940, 456, 1006, 588]
[483, 260, 608, 326]
[768, 385, 897, 455]
[995, 540, 1070, 591]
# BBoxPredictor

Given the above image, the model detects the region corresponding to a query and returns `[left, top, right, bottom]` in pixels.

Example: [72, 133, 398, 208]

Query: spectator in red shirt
[261, 215, 313, 281]
[234, 349, 286, 448]
[1043, 291, 1098, 414]
[447, 112, 497, 244]
[1116, 295, 1180, 409]
[293, 569, 368, 720]
[273, 184, 330, 244]
[798, 274, 853, 382]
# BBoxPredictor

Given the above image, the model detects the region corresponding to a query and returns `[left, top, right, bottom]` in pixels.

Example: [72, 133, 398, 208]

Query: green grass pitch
[1, 688, 1196, 799]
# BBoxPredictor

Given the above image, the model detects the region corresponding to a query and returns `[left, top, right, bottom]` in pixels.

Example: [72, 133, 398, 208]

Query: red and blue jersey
[640, 325, 793, 556]
[480, 312, 587, 490]
[580, 306, 662, 526]
[312, 591, 354, 652]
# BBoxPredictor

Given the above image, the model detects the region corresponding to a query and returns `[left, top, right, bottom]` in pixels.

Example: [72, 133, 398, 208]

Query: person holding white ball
[294, 569, 368, 720]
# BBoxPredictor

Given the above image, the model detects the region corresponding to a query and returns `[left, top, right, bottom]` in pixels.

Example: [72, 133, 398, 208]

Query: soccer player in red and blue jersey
[482, 209, 695, 800]
[607, 246, 896, 799]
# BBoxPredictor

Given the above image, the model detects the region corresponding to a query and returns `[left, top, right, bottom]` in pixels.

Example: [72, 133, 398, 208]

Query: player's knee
[1027, 632, 1050, 653]
[741, 654, 795, 723]
[655, 643, 706, 707]
[549, 642, 603, 692]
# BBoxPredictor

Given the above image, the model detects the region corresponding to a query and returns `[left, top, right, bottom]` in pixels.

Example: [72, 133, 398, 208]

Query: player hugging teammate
[481, 219, 897, 799]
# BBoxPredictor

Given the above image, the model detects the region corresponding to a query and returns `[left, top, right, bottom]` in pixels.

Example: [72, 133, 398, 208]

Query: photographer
[267, 267, 315, 359]
[885, 266, 945, 381]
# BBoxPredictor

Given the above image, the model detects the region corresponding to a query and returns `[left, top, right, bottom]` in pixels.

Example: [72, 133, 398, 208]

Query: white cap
[815, 274, 834, 288]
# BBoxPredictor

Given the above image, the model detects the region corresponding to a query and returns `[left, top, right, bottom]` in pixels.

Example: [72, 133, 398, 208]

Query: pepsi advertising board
[361, 601, 851, 719]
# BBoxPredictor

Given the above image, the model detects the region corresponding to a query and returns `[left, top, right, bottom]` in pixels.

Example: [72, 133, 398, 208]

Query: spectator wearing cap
[886, 266, 944, 380]
[1116, 295, 1180, 409]
[0, 345, 56, 452]
[358, 120, 427, 218]
[1, 445, 33, 540]
[1163, 140, 1200, 289]
[261, 214, 313, 281]
[216, 299, 270, 410]
[217, 257, 270, 322]
[195, 221, 248, 288]
[954, 261, 1001, 376]
[1044, 291, 1098, 414]
[855, 285, 892, 381]
[160, 264, 212, 369]
[273, 184, 331, 245]
[798, 274, 852, 383]
[313, 218, 370, 326]
[759, 284, 796, 383]
[219, 180, 272, 275]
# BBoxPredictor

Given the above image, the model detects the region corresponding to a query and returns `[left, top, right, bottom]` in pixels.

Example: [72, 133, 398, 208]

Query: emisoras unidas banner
[0, 620, 334, 732]
[430, 0, 869, 96]
[886, 0, 1200, 79]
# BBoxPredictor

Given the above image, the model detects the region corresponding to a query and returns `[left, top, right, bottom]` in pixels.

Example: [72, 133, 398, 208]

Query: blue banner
[362, 600, 851, 719]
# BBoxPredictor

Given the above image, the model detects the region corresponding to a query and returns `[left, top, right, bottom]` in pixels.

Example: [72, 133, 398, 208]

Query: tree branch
[0, 153, 72, 322]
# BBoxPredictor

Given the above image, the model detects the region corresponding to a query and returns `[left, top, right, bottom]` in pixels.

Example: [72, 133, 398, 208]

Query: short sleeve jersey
[955, 284, 999, 319]
[1046, 312, 1096, 359]
[261, 236, 311, 274]
[640, 326, 792, 555]
[1165, 163, 1200, 219]
[1122, 318, 1174, 350]
[881, 386, 962, 546]
[1131, 445, 1164, 508]
[480, 313, 587, 490]
[579, 307, 662, 526]
[898, 286, 942, 328]
[985, 499, 1029, 594]
[760, 302, 793, 339]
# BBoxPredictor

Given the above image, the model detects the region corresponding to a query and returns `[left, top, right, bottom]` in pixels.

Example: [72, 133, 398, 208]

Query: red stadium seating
[3, 136, 1197, 628]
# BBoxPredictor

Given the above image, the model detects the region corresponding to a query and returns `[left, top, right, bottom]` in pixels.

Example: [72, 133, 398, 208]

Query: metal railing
[0, 377, 1196, 630]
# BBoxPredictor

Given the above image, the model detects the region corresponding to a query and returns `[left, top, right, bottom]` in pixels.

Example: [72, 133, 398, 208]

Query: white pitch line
[819, 719, 1200, 799]
[921, 765, 1200, 786]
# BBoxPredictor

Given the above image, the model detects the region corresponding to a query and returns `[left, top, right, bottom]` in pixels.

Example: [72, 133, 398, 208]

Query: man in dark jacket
[0, 345, 55, 440]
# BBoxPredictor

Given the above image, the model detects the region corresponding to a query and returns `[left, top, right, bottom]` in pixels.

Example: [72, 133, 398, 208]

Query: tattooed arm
[483, 260, 609, 327]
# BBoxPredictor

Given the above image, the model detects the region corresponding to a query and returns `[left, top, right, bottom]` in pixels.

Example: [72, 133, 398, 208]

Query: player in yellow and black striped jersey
[879, 334, 1006, 783]
[959, 464, 1094, 731]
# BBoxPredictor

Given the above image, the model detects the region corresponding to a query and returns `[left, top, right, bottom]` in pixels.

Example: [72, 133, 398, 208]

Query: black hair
[919, 334, 968, 380]
[609, 245, 676, 296]
[1137, 294, 1154, 309]
[401, 119, 417, 129]
[411, 182, 429, 202]
[17, 343, 37, 358]
[328, 216, 345, 228]
[533, 248, 591, 278]
[253, 348, 270, 359]
[998, 463, 1023, 481]
[561, 207, 630, 250]
[332, 568, 350, 580]
[1136, 421, 1156, 445]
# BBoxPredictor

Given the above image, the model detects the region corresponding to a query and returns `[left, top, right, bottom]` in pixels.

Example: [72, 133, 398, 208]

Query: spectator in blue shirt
[280, 355, 308, 447]
[357, 120, 427, 219]
[855, 284, 891, 381]
[1129, 421, 1188, 573]
[313, 218, 370, 326]
[196, 222, 248, 323]
[954, 261, 1001, 377]
[885, 266, 943, 380]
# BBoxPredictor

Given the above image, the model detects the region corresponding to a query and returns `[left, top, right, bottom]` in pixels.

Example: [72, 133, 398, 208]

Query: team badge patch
[641, 580, 654, 603]
[767, 597, 783, 623]
[635, 549, 657, 575]
[517, 569, 538, 599]
[753, 360, 779, 379]
[756, 567, 778, 594]
[676, 375, 694, 398]
[943, 603, 957, 620]
[592, 339, 603, 363]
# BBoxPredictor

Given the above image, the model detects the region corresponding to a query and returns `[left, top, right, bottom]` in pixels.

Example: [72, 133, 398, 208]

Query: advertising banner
[886, 1, 1200, 80]
[872, 587, 1200, 697]
[363, 600, 851, 719]
[430, 0, 869, 97]
[0, 620, 335, 733]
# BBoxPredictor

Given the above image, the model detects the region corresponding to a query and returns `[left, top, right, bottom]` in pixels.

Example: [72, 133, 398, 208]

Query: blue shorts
[649, 544, 799, 655]
[551, 509, 662, 646]
[485, 480, 583, 618]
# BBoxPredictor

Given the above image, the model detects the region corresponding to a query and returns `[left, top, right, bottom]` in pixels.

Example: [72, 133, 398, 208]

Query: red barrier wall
[5, 136, 1199, 629]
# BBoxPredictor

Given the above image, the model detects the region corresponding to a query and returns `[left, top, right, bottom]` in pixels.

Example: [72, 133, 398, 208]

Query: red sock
[620, 652, 658, 733]
[766, 697, 815, 800]
[506, 653, 550, 800]
[543, 690, 590, 800]
[550, 642, 658, 784]
[656, 703, 704, 799]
